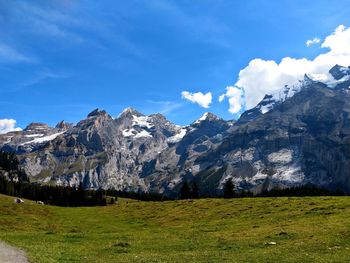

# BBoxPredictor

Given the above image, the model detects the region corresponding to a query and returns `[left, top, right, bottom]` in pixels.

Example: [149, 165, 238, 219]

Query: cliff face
[1, 65, 350, 196]
[194, 83, 350, 194]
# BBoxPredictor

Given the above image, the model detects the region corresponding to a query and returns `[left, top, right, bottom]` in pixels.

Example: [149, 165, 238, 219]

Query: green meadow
[0, 194, 350, 262]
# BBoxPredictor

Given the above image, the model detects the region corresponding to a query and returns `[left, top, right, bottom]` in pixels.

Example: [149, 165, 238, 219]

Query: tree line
[0, 177, 113, 206]
[0, 151, 113, 206]
[179, 178, 343, 199]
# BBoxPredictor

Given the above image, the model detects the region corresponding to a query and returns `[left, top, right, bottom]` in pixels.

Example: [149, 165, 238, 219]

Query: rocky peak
[55, 121, 70, 130]
[303, 74, 315, 85]
[24, 123, 49, 132]
[329, 64, 350, 80]
[76, 109, 112, 131]
[87, 108, 109, 118]
[148, 113, 170, 125]
[149, 113, 166, 120]
[117, 107, 143, 119]
[194, 112, 220, 124]
[182, 112, 230, 141]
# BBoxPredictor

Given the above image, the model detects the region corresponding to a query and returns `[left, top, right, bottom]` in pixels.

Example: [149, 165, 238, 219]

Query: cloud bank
[0, 119, 22, 134]
[181, 91, 212, 108]
[221, 24, 350, 113]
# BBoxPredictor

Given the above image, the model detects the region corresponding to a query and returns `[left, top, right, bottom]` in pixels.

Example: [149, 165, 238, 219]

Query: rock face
[198, 82, 350, 194]
[1, 65, 350, 196]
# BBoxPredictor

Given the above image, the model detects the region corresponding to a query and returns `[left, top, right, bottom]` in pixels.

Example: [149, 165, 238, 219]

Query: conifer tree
[223, 178, 235, 199]
[180, 181, 191, 199]
[191, 181, 199, 199]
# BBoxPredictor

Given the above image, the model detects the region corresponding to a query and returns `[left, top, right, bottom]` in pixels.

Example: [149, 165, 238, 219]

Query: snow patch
[167, 128, 187, 143]
[132, 115, 154, 129]
[195, 112, 210, 123]
[122, 128, 152, 138]
[122, 129, 137, 137]
[134, 130, 152, 138]
[25, 134, 45, 138]
[255, 76, 314, 115]
[21, 131, 65, 145]
[260, 105, 271, 114]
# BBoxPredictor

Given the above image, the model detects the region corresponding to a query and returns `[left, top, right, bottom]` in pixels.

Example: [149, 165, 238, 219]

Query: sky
[1, 0, 350, 133]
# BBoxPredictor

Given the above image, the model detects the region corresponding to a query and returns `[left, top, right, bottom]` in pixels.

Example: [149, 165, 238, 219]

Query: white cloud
[321, 25, 350, 54]
[218, 94, 226, 103]
[0, 42, 32, 63]
[0, 119, 22, 134]
[306, 37, 320, 47]
[219, 86, 244, 114]
[223, 25, 350, 112]
[181, 91, 212, 108]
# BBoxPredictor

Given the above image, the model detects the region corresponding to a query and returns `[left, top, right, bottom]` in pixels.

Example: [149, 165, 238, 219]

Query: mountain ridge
[1, 64, 350, 197]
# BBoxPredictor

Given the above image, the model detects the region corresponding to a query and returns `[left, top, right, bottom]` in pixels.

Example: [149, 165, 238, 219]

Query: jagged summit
[303, 73, 314, 83]
[194, 112, 220, 124]
[24, 123, 49, 132]
[55, 121, 71, 130]
[118, 107, 143, 119]
[87, 108, 109, 118]
[149, 113, 166, 119]
[329, 64, 350, 80]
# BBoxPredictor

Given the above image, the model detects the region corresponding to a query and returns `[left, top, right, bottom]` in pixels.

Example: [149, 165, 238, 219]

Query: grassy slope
[0, 195, 350, 262]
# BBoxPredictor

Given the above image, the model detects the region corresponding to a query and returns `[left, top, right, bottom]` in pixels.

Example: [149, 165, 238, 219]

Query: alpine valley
[1, 65, 350, 197]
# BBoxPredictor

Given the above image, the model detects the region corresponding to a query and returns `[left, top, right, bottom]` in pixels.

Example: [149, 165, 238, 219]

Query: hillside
[1, 194, 350, 262]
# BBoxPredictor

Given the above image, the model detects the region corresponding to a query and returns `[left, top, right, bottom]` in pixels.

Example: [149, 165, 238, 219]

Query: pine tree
[180, 181, 191, 199]
[191, 181, 199, 199]
[223, 178, 235, 199]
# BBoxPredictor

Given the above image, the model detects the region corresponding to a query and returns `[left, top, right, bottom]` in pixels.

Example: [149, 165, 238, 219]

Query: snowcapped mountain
[0, 106, 229, 193]
[116, 107, 183, 141]
[239, 64, 350, 123]
[1, 64, 350, 196]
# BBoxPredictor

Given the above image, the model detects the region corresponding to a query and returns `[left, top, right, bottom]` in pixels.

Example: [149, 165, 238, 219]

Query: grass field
[0, 194, 350, 262]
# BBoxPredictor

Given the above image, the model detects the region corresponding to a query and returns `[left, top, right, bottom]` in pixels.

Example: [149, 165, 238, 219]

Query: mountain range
[1, 64, 350, 197]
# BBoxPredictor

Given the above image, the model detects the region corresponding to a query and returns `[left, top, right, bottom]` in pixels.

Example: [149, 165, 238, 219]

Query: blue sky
[1, 0, 350, 129]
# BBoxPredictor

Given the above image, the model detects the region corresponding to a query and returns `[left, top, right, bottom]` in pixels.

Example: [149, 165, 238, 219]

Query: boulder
[14, 198, 24, 204]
